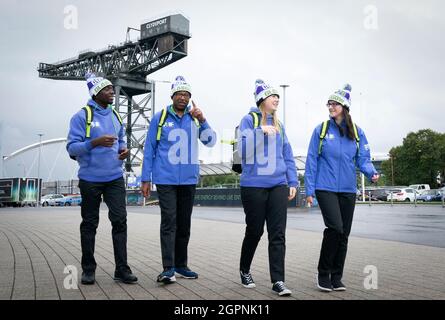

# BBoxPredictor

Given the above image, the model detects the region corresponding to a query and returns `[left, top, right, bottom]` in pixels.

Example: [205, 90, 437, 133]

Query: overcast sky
[0, 0, 444, 181]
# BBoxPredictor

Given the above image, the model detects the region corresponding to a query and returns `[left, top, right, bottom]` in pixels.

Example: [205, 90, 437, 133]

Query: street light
[390, 154, 395, 186]
[147, 79, 172, 116]
[1, 156, 6, 178]
[37, 133, 44, 207]
[280, 85, 289, 128]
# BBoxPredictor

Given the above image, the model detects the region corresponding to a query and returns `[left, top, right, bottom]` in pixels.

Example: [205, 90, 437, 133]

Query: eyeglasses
[326, 101, 341, 108]
[174, 92, 191, 98]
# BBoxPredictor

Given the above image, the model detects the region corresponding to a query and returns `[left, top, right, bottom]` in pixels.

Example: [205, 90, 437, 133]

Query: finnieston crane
[38, 14, 191, 174]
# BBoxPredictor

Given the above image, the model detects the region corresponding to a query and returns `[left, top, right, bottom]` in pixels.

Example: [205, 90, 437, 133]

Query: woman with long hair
[305, 84, 379, 292]
[237, 79, 298, 296]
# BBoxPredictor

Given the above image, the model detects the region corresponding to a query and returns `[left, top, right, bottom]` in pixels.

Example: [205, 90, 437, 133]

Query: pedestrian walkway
[0, 207, 444, 300]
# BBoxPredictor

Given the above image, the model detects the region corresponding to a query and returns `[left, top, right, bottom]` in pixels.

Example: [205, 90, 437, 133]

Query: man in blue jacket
[67, 73, 138, 285]
[140, 76, 216, 284]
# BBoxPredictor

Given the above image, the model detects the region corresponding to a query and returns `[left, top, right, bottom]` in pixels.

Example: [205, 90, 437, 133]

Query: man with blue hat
[67, 73, 138, 285]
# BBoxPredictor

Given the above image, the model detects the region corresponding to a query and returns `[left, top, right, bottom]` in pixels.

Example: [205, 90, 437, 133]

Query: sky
[0, 0, 444, 181]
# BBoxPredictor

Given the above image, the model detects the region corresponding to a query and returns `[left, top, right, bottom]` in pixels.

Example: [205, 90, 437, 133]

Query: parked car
[386, 188, 416, 202]
[55, 195, 82, 206]
[357, 190, 379, 201]
[41, 194, 65, 206]
[357, 188, 389, 201]
[371, 188, 390, 201]
[417, 189, 439, 202]
[409, 184, 430, 195]
[431, 190, 444, 202]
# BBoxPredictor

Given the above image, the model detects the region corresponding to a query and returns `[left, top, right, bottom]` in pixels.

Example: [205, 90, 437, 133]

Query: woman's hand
[261, 125, 278, 135]
[306, 196, 313, 207]
[371, 174, 380, 183]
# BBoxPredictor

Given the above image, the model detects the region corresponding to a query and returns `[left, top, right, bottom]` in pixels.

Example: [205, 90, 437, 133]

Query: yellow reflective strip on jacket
[353, 123, 359, 142]
[112, 108, 123, 125]
[318, 120, 329, 155]
[84, 106, 93, 138]
[250, 112, 259, 128]
[221, 139, 236, 145]
[156, 108, 168, 141]
[353, 122, 360, 158]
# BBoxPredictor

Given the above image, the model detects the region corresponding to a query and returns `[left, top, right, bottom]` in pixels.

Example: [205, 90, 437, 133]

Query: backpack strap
[192, 117, 200, 129]
[156, 107, 201, 142]
[156, 108, 168, 141]
[317, 120, 360, 156]
[83, 106, 94, 138]
[112, 108, 123, 125]
[83, 106, 123, 138]
[353, 122, 360, 158]
[250, 112, 259, 128]
[318, 120, 330, 155]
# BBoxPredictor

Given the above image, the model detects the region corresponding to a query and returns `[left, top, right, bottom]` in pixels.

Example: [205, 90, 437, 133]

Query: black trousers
[315, 190, 356, 280]
[79, 177, 128, 273]
[156, 184, 196, 269]
[240, 185, 288, 283]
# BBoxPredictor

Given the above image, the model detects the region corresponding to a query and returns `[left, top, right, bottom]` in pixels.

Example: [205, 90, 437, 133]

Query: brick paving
[0, 206, 444, 300]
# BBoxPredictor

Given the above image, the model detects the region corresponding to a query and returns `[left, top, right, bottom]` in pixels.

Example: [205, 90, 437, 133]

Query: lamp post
[1, 156, 6, 178]
[390, 154, 395, 186]
[37, 134, 44, 207]
[147, 79, 172, 115]
[280, 85, 289, 128]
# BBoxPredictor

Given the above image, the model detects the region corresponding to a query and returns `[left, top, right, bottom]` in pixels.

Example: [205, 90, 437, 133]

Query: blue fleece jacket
[238, 107, 298, 188]
[304, 118, 377, 197]
[141, 105, 216, 185]
[66, 99, 126, 182]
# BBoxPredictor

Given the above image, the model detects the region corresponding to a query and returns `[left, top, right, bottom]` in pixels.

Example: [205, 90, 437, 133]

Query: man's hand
[371, 174, 380, 183]
[118, 148, 129, 160]
[190, 100, 206, 123]
[91, 135, 117, 148]
[288, 187, 297, 201]
[141, 182, 151, 198]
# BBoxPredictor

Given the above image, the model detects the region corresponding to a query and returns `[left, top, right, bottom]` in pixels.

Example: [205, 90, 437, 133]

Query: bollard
[368, 191, 372, 206]
[390, 192, 393, 206]
[414, 191, 417, 208]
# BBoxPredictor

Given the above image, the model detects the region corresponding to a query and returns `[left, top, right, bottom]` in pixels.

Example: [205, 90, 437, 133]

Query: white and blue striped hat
[171, 76, 192, 97]
[254, 79, 279, 106]
[328, 84, 352, 109]
[85, 73, 112, 97]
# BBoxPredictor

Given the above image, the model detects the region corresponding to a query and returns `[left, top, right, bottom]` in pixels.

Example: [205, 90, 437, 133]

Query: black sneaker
[114, 267, 138, 284]
[240, 271, 256, 288]
[157, 268, 176, 284]
[272, 281, 292, 296]
[316, 274, 332, 292]
[332, 278, 346, 291]
[81, 271, 95, 285]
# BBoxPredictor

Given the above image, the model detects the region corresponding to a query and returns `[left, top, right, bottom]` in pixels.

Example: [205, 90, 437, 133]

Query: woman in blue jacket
[305, 84, 379, 292]
[238, 79, 298, 296]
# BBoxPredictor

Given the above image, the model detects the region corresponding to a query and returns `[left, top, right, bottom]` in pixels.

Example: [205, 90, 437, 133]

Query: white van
[409, 184, 430, 194]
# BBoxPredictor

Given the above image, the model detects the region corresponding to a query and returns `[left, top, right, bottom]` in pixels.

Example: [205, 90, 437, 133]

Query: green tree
[381, 129, 445, 188]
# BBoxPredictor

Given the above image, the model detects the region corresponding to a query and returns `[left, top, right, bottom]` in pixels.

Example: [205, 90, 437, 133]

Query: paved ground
[0, 206, 444, 300]
[185, 204, 445, 248]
